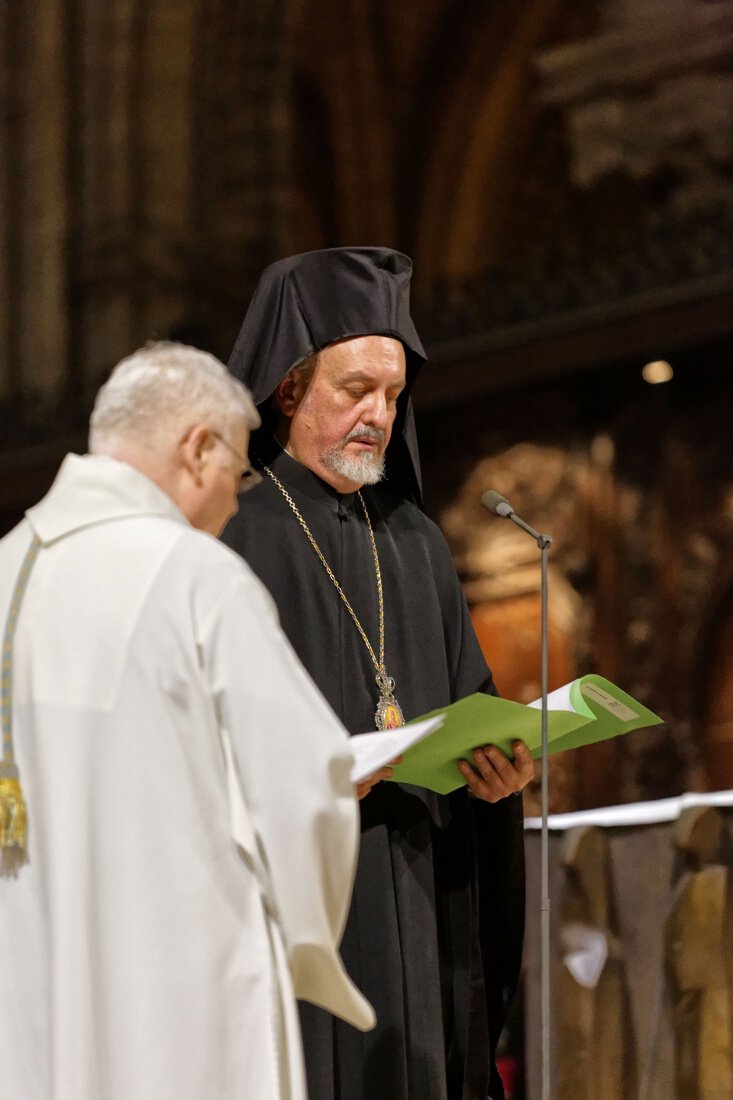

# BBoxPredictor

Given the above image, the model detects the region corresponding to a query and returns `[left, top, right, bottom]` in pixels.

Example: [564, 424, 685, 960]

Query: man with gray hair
[0, 342, 373, 1100]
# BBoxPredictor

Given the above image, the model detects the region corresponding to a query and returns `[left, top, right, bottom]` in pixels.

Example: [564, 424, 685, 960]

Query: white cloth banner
[525, 788, 733, 831]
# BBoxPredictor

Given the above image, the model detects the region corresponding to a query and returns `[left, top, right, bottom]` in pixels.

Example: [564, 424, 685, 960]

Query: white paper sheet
[527, 682, 575, 712]
[349, 715, 445, 784]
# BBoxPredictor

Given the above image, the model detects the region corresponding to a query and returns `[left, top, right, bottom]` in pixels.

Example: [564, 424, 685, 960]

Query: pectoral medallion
[375, 671, 404, 730]
[263, 470, 403, 734]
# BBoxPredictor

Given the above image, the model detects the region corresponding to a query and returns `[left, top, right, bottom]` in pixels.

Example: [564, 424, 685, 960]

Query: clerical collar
[259, 439, 357, 511]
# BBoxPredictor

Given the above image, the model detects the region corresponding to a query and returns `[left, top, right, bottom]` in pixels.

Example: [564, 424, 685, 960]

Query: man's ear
[180, 423, 213, 483]
[274, 369, 306, 418]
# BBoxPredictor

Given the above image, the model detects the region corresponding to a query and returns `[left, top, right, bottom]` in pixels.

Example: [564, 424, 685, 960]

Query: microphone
[481, 489, 553, 550]
[480, 489, 514, 518]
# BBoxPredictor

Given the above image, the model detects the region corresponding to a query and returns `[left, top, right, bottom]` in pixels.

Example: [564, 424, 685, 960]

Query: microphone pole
[481, 490, 553, 1100]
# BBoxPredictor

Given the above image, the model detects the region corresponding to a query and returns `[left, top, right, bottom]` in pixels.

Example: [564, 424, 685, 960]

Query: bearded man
[223, 248, 533, 1100]
[0, 341, 372, 1100]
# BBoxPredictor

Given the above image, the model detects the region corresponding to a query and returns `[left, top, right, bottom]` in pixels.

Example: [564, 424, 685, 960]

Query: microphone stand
[538, 528, 552, 1100]
[484, 496, 553, 1100]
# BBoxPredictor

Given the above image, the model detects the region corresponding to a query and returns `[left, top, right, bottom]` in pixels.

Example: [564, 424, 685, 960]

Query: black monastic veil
[223, 248, 525, 1100]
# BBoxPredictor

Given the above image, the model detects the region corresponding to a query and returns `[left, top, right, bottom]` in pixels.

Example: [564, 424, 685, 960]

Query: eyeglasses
[211, 431, 263, 493]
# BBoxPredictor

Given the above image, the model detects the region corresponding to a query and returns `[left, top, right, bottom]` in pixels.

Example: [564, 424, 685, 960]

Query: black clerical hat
[227, 247, 427, 504]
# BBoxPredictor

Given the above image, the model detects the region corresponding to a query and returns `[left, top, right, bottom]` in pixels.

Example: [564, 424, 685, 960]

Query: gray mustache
[343, 426, 385, 445]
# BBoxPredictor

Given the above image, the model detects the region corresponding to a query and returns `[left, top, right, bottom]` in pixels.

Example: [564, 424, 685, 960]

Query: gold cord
[1, 536, 40, 853]
[261, 464, 386, 676]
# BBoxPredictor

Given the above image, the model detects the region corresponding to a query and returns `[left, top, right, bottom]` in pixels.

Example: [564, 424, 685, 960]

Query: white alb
[0, 453, 373, 1100]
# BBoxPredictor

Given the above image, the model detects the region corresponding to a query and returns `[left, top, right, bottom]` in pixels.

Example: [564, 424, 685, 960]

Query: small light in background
[642, 359, 673, 384]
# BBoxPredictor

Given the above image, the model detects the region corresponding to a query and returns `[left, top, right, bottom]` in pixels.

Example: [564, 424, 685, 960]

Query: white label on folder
[581, 683, 637, 722]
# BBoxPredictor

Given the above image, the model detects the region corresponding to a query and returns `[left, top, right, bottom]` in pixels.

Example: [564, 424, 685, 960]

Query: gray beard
[322, 445, 386, 486]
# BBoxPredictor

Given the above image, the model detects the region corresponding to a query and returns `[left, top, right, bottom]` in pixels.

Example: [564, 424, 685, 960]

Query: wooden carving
[665, 806, 733, 1100]
[557, 825, 636, 1100]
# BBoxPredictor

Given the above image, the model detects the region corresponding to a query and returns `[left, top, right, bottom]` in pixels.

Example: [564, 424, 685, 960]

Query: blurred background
[2, 0, 732, 814]
[2, 3, 732, 1096]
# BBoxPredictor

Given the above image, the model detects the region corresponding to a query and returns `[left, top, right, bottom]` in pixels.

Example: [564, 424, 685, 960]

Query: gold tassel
[0, 775, 27, 850]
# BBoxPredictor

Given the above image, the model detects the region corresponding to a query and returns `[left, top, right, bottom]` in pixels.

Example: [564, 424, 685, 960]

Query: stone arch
[289, 0, 567, 275]
[413, 0, 564, 290]
[290, 0, 409, 247]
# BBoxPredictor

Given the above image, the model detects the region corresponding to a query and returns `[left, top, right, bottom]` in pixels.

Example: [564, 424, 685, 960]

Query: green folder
[387, 674, 663, 795]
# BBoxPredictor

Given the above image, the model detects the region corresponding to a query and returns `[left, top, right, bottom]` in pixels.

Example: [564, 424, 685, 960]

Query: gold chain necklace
[262, 463, 404, 730]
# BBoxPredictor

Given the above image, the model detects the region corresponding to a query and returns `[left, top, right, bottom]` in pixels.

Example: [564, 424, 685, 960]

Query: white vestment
[0, 454, 374, 1100]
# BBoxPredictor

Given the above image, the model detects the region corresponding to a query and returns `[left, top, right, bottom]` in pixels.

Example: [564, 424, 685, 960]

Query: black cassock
[222, 445, 525, 1100]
